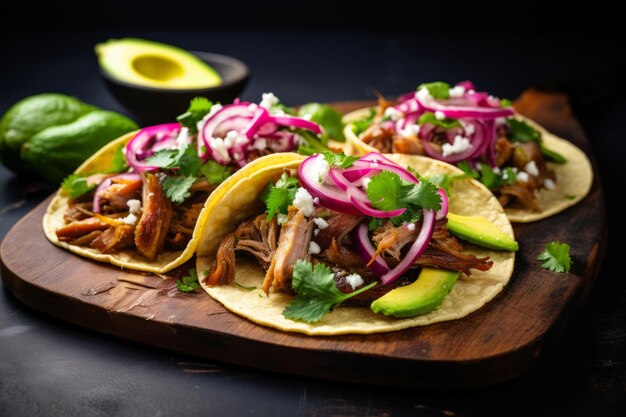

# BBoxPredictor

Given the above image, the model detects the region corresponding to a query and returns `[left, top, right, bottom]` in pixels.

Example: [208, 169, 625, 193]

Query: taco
[344, 81, 593, 222]
[43, 93, 333, 273]
[196, 151, 517, 335]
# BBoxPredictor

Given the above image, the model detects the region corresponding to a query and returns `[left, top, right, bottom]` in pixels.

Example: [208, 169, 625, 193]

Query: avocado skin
[0, 94, 96, 174]
[371, 268, 460, 318]
[446, 213, 519, 252]
[21, 111, 138, 183]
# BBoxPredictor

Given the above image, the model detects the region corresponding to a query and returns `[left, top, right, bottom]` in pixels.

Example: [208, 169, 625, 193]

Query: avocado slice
[95, 38, 221, 89]
[371, 268, 460, 317]
[446, 212, 519, 252]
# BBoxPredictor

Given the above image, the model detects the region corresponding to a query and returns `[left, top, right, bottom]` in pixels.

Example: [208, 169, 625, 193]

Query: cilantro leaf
[418, 112, 462, 129]
[145, 149, 178, 168]
[295, 129, 328, 152]
[282, 260, 377, 323]
[366, 171, 441, 226]
[200, 160, 232, 184]
[368, 217, 384, 231]
[263, 173, 299, 219]
[565, 194, 577, 200]
[351, 108, 376, 136]
[176, 97, 213, 133]
[501, 98, 512, 107]
[537, 242, 571, 273]
[480, 164, 501, 190]
[425, 173, 453, 196]
[163, 175, 196, 204]
[540, 143, 567, 164]
[61, 173, 97, 198]
[322, 151, 359, 169]
[271, 102, 295, 115]
[298, 103, 345, 142]
[418, 81, 451, 99]
[176, 145, 202, 177]
[502, 167, 517, 185]
[457, 161, 479, 179]
[106, 144, 129, 173]
[507, 118, 541, 143]
[176, 268, 201, 292]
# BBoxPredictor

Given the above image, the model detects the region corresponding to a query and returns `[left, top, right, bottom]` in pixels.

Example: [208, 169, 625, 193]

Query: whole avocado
[0, 93, 137, 181]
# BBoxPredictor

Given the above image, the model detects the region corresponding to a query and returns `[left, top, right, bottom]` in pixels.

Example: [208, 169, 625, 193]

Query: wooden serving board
[0, 93, 606, 389]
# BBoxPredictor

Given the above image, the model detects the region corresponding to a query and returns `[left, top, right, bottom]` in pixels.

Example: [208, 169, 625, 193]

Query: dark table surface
[1, 30, 624, 417]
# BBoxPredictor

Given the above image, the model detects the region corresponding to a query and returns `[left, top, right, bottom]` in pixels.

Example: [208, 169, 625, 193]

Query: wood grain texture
[0, 93, 606, 389]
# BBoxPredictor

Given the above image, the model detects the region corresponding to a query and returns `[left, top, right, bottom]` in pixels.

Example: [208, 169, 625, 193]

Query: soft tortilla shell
[43, 130, 304, 274]
[197, 153, 515, 335]
[343, 108, 593, 223]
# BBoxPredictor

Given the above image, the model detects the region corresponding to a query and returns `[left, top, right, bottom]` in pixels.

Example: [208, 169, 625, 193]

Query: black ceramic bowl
[100, 51, 250, 125]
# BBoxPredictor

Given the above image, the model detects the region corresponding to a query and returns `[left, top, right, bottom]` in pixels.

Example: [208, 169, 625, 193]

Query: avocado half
[95, 38, 222, 90]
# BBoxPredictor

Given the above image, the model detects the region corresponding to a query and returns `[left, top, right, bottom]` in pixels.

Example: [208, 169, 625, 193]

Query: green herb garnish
[322, 150, 359, 169]
[176, 268, 201, 292]
[418, 112, 462, 129]
[176, 97, 213, 134]
[106, 144, 129, 173]
[366, 171, 441, 226]
[501, 98, 512, 107]
[537, 242, 571, 273]
[61, 173, 97, 198]
[298, 103, 345, 142]
[282, 260, 377, 323]
[507, 118, 541, 143]
[540, 143, 567, 164]
[163, 175, 196, 204]
[418, 81, 451, 99]
[565, 194, 577, 200]
[457, 161, 480, 179]
[200, 160, 232, 184]
[351, 108, 376, 136]
[262, 173, 299, 220]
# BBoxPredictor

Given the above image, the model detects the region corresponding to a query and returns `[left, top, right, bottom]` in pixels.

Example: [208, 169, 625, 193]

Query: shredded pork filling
[206, 207, 493, 301]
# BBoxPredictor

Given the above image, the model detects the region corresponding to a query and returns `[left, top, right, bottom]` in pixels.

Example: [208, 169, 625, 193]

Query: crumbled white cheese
[224, 130, 239, 147]
[209, 137, 231, 162]
[442, 135, 471, 157]
[434, 111, 446, 120]
[294, 134, 304, 146]
[176, 127, 191, 147]
[361, 177, 371, 190]
[313, 197, 320, 205]
[462, 121, 475, 136]
[273, 109, 286, 116]
[312, 154, 330, 182]
[247, 103, 258, 112]
[308, 241, 321, 255]
[345, 273, 364, 290]
[314, 228, 320, 236]
[384, 107, 402, 121]
[399, 124, 421, 138]
[233, 152, 241, 160]
[468, 89, 476, 95]
[156, 173, 168, 183]
[235, 135, 249, 146]
[293, 187, 315, 217]
[122, 213, 138, 226]
[277, 213, 288, 225]
[313, 217, 329, 229]
[406, 223, 416, 231]
[147, 192, 155, 199]
[525, 161, 539, 177]
[416, 87, 432, 101]
[544, 178, 556, 190]
[127, 199, 141, 215]
[475, 162, 483, 171]
[493, 166, 501, 175]
[260, 92, 279, 109]
[301, 114, 312, 121]
[517, 171, 529, 182]
[502, 169, 511, 181]
[448, 85, 465, 98]
[511, 167, 519, 174]
[253, 138, 267, 150]
[495, 117, 508, 126]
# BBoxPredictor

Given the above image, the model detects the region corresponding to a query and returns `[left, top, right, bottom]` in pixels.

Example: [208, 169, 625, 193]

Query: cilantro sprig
[457, 162, 516, 190]
[176, 268, 202, 292]
[537, 242, 571, 273]
[418, 112, 461, 129]
[282, 260, 377, 323]
[322, 151, 358, 169]
[507, 118, 566, 163]
[366, 171, 442, 226]
[163, 176, 196, 204]
[176, 97, 214, 133]
[351, 108, 376, 136]
[418, 81, 451, 99]
[298, 103, 345, 142]
[61, 174, 97, 198]
[261, 173, 300, 220]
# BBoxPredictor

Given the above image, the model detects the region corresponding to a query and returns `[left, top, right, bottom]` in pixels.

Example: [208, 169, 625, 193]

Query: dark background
[1, 1, 625, 416]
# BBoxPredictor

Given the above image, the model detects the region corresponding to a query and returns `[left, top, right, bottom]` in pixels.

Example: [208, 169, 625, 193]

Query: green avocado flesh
[371, 268, 460, 317]
[95, 38, 222, 89]
[446, 213, 519, 252]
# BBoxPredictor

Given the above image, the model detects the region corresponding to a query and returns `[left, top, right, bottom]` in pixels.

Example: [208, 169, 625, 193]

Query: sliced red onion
[243, 107, 270, 139]
[354, 223, 390, 276]
[200, 103, 254, 160]
[380, 209, 435, 285]
[456, 80, 476, 91]
[436, 189, 448, 220]
[125, 123, 180, 172]
[269, 115, 322, 135]
[92, 173, 141, 213]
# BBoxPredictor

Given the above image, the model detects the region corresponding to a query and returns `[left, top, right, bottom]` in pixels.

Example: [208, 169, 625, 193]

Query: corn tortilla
[344, 108, 593, 223]
[197, 153, 515, 335]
